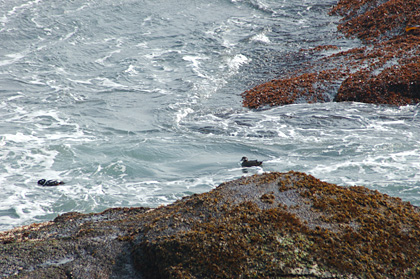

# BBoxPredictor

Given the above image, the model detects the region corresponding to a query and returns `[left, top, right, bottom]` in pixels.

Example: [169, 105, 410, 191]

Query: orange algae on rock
[335, 59, 420, 105]
[1, 172, 420, 278]
[242, 70, 342, 108]
[242, 0, 420, 108]
[134, 172, 420, 278]
[330, 0, 420, 42]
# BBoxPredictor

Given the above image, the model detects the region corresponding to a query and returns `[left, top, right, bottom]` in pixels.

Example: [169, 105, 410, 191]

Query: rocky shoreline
[2, 1, 420, 278]
[1, 171, 420, 278]
[242, 0, 420, 108]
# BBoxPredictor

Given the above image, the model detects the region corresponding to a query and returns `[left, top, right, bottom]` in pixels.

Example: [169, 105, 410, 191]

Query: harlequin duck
[241, 156, 263, 167]
[37, 179, 65, 186]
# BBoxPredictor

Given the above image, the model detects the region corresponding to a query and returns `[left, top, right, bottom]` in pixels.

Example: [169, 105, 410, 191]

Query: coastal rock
[0, 208, 149, 279]
[242, 0, 420, 108]
[334, 60, 420, 105]
[1, 172, 420, 278]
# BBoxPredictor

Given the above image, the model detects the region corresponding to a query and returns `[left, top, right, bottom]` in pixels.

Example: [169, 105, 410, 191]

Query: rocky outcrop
[1, 172, 420, 278]
[0, 208, 148, 278]
[242, 0, 420, 108]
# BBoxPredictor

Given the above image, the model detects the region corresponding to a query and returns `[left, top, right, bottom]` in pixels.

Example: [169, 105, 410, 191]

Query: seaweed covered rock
[132, 172, 420, 278]
[242, 0, 420, 108]
[334, 59, 420, 105]
[1, 172, 420, 278]
[331, 0, 420, 105]
[330, 0, 420, 42]
[0, 208, 148, 279]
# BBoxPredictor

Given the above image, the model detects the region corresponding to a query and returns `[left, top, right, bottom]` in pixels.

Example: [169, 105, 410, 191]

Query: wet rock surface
[2, 172, 420, 278]
[242, 0, 420, 108]
[0, 207, 148, 279]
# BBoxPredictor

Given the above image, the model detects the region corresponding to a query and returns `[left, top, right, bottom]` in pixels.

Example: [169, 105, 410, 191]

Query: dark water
[1, 0, 419, 231]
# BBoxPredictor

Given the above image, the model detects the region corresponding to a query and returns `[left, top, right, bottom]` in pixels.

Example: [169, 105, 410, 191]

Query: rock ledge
[242, 0, 420, 108]
[1, 172, 420, 278]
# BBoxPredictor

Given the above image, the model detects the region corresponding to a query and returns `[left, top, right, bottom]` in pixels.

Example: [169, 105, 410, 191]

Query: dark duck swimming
[37, 179, 65, 186]
[241, 156, 263, 167]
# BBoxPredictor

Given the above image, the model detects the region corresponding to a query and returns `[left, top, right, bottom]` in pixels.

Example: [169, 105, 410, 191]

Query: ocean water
[1, 0, 420, 231]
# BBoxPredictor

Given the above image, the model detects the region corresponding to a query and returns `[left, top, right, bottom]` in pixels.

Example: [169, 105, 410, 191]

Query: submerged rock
[1, 172, 420, 278]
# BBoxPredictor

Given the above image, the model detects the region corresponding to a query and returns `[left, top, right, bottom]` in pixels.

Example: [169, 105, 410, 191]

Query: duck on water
[241, 157, 263, 167]
[37, 158, 261, 187]
[38, 179, 65, 187]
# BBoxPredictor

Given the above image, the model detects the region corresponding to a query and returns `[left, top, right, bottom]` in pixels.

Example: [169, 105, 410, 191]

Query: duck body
[241, 156, 263, 167]
[37, 179, 65, 186]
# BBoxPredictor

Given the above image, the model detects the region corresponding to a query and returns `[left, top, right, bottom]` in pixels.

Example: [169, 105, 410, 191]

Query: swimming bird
[37, 179, 65, 186]
[241, 156, 263, 167]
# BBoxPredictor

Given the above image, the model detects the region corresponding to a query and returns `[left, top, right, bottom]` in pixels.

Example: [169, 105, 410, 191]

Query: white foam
[0, 14, 7, 26]
[250, 32, 270, 44]
[92, 77, 128, 89]
[61, 25, 79, 42]
[0, 182, 55, 230]
[0, 52, 25, 66]
[95, 49, 122, 65]
[3, 132, 38, 143]
[183, 55, 209, 78]
[227, 54, 250, 70]
[175, 107, 194, 124]
[67, 78, 92, 85]
[124, 64, 139, 75]
[7, 0, 42, 17]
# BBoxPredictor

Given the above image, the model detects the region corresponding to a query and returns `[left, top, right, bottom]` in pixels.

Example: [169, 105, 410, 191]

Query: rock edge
[242, 0, 420, 108]
[1, 171, 420, 278]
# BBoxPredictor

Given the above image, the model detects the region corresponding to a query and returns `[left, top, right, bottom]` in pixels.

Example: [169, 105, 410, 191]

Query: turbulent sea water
[1, 0, 420, 231]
